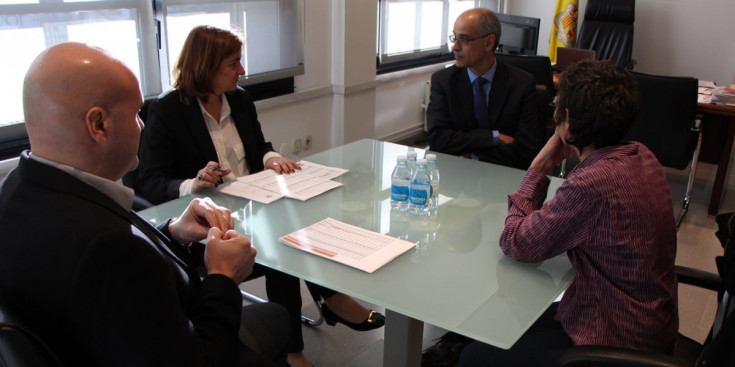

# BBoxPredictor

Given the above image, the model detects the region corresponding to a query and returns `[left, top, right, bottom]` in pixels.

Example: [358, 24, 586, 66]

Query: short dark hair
[554, 60, 640, 150]
[172, 26, 243, 103]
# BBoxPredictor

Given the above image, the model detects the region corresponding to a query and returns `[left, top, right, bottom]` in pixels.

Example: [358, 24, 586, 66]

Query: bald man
[0, 43, 289, 366]
[427, 8, 542, 170]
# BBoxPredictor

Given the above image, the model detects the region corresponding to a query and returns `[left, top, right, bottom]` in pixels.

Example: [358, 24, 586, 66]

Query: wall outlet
[292, 138, 302, 154]
[304, 135, 312, 150]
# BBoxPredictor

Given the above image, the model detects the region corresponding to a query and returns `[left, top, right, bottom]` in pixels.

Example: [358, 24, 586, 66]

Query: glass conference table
[139, 139, 573, 366]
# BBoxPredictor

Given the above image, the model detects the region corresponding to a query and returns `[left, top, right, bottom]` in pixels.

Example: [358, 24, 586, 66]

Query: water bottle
[390, 155, 411, 211]
[426, 154, 440, 209]
[407, 149, 418, 176]
[409, 158, 432, 215]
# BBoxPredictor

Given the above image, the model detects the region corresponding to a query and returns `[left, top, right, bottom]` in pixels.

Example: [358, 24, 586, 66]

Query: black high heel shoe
[319, 302, 385, 331]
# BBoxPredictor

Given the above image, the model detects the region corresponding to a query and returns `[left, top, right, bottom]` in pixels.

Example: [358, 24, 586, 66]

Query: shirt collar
[28, 153, 135, 211]
[197, 93, 231, 123]
[467, 59, 498, 85]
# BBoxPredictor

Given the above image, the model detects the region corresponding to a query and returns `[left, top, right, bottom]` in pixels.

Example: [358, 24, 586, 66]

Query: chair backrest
[495, 54, 555, 140]
[696, 291, 735, 366]
[577, 0, 635, 69]
[623, 71, 698, 170]
[495, 53, 555, 97]
[698, 212, 735, 366]
[0, 306, 64, 367]
[555, 47, 596, 72]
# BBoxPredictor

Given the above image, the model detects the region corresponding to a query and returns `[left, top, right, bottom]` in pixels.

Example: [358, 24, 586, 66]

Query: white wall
[632, 0, 735, 85]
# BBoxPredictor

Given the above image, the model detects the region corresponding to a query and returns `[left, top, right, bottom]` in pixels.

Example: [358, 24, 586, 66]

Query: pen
[207, 164, 227, 174]
[208, 164, 227, 184]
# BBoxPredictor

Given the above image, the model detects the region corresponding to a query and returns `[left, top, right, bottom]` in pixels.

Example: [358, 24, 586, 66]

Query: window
[0, 0, 303, 158]
[160, 0, 303, 88]
[377, 0, 499, 74]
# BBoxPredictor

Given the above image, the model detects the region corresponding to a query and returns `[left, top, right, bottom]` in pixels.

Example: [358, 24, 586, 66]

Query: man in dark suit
[427, 8, 542, 170]
[0, 43, 289, 366]
[423, 8, 542, 366]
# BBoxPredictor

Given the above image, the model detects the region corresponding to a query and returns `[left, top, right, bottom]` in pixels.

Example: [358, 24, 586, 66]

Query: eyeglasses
[449, 33, 492, 46]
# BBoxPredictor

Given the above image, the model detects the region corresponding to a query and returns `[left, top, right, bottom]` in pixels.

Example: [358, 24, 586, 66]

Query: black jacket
[427, 61, 542, 169]
[137, 87, 275, 204]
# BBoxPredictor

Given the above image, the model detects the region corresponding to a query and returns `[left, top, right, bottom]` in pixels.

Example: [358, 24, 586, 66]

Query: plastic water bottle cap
[397, 155, 407, 161]
[407, 150, 417, 158]
[417, 158, 427, 165]
[426, 154, 436, 161]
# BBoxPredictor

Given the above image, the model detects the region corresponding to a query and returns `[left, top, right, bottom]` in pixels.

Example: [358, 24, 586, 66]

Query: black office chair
[495, 53, 556, 155]
[555, 215, 735, 367]
[577, 0, 636, 69]
[555, 268, 734, 366]
[623, 71, 701, 230]
[495, 54, 555, 98]
[0, 305, 65, 367]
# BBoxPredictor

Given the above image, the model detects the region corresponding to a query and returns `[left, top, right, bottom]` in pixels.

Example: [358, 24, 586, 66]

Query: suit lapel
[450, 69, 478, 128]
[226, 89, 269, 174]
[18, 153, 197, 281]
[127, 211, 199, 282]
[226, 91, 251, 155]
[181, 97, 219, 162]
[488, 61, 509, 129]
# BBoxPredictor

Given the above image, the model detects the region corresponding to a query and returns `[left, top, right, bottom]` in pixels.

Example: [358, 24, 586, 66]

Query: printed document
[279, 217, 416, 273]
[219, 161, 347, 203]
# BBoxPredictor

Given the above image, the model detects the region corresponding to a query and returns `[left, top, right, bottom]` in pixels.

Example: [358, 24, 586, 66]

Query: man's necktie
[473, 77, 489, 130]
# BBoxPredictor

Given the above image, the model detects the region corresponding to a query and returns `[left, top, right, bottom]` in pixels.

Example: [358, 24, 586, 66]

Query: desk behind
[697, 103, 735, 214]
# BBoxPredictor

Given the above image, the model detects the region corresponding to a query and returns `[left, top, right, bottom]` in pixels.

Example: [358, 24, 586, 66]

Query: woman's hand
[193, 161, 231, 193]
[266, 157, 302, 174]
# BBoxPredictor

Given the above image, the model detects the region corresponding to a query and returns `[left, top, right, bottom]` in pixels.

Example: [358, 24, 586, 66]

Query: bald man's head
[23, 43, 143, 181]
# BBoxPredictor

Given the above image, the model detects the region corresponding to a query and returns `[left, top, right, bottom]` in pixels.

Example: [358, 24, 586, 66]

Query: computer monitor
[495, 13, 541, 56]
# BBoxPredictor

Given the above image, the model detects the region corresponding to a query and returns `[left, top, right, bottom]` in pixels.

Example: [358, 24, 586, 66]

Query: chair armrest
[555, 345, 688, 367]
[675, 265, 723, 292]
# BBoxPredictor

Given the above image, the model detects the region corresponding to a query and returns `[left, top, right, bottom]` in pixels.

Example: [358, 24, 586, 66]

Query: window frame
[376, 0, 500, 74]
[0, 0, 303, 159]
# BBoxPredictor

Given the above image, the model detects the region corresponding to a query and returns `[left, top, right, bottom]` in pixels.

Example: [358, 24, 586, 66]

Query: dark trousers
[248, 264, 336, 353]
[239, 302, 291, 366]
[458, 303, 573, 367]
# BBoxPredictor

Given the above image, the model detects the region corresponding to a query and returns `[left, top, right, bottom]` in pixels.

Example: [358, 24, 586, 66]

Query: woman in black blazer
[136, 25, 384, 367]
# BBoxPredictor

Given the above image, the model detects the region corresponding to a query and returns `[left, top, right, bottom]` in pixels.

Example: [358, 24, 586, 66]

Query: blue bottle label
[391, 185, 409, 202]
[409, 185, 429, 205]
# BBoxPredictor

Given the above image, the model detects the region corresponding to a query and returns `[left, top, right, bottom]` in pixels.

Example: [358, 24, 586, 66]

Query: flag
[549, 0, 579, 62]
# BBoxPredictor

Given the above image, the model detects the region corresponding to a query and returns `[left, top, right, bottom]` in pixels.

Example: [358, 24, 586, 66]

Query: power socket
[304, 135, 312, 150]
[292, 138, 302, 154]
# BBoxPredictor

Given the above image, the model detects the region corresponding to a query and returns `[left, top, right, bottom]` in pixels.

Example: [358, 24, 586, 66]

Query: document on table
[279, 217, 416, 273]
[219, 161, 347, 204]
[297, 161, 349, 179]
[220, 181, 284, 204]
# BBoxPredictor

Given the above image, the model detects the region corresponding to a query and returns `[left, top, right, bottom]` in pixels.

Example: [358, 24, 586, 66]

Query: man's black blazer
[137, 87, 275, 204]
[0, 152, 243, 366]
[426, 60, 542, 169]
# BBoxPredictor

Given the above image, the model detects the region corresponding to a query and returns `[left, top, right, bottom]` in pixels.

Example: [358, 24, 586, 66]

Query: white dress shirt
[179, 94, 281, 197]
